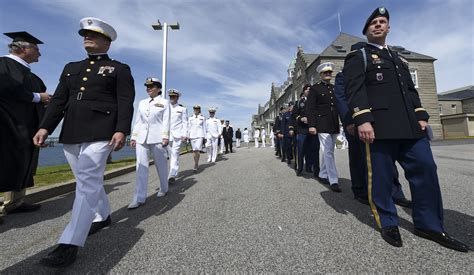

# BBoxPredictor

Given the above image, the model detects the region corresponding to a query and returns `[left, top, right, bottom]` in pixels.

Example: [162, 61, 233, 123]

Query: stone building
[253, 32, 443, 139]
[438, 85, 474, 137]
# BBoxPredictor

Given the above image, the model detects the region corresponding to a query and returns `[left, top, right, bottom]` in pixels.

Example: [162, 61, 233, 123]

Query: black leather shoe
[8, 202, 41, 214]
[355, 195, 370, 205]
[88, 215, 111, 236]
[381, 226, 403, 247]
[296, 170, 302, 177]
[305, 168, 313, 173]
[330, 184, 342, 192]
[281, 158, 286, 162]
[40, 244, 78, 267]
[394, 198, 412, 208]
[414, 228, 470, 252]
[168, 177, 176, 184]
[287, 160, 291, 165]
[317, 177, 330, 185]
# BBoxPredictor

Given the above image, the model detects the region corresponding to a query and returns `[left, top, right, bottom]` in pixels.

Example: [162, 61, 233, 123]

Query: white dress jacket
[206, 117, 222, 139]
[188, 114, 206, 138]
[131, 96, 170, 144]
[170, 104, 188, 139]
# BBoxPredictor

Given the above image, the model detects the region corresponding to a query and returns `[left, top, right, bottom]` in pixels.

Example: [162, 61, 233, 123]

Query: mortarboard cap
[4, 31, 43, 44]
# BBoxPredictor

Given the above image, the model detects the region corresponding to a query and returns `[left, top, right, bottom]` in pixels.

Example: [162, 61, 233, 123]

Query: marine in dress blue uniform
[343, 7, 468, 252]
[34, 17, 136, 266]
[278, 104, 294, 164]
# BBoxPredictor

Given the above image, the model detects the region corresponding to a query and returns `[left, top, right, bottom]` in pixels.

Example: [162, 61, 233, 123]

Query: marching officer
[260, 127, 266, 148]
[168, 89, 188, 184]
[222, 120, 234, 153]
[343, 7, 469, 252]
[307, 62, 341, 192]
[253, 126, 260, 148]
[278, 104, 294, 164]
[128, 77, 170, 209]
[292, 85, 319, 176]
[206, 107, 222, 162]
[273, 107, 284, 157]
[188, 105, 206, 171]
[34, 17, 135, 267]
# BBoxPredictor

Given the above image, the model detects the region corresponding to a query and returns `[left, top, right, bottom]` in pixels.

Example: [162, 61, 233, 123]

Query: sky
[1, 0, 473, 135]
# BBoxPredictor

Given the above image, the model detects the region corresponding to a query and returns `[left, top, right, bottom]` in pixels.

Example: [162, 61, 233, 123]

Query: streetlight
[152, 20, 180, 97]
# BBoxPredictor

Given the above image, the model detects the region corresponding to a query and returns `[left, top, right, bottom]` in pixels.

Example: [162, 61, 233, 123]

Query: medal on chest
[376, 73, 384, 81]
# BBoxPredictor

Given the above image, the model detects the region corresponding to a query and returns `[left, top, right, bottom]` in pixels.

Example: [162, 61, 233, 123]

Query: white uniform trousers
[271, 137, 275, 148]
[219, 136, 224, 154]
[236, 138, 241, 148]
[59, 141, 112, 247]
[255, 138, 259, 148]
[318, 133, 339, 185]
[132, 143, 169, 204]
[207, 137, 219, 162]
[169, 138, 182, 178]
[261, 135, 266, 147]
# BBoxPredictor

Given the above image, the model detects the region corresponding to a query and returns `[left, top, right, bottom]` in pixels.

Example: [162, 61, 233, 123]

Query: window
[439, 104, 443, 114]
[410, 70, 419, 88]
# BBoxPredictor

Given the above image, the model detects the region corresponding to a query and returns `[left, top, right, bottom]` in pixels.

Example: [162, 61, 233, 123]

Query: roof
[319, 32, 436, 61]
[288, 58, 296, 71]
[302, 53, 319, 67]
[438, 85, 474, 101]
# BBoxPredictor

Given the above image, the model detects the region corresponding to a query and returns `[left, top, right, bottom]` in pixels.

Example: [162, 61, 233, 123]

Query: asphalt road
[1, 140, 472, 273]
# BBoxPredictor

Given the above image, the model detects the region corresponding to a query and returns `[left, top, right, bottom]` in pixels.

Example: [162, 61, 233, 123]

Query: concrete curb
[24, 147, 194, 204]
[24, 161, 154, 204]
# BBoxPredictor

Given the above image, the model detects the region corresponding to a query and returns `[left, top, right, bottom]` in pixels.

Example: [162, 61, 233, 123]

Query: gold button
[90, 61, 95, 65]
[102, 74, 106, 76]
[83, 77, 88, 81]
[80, 87, 85, 91]
[86, 68, 91, 72]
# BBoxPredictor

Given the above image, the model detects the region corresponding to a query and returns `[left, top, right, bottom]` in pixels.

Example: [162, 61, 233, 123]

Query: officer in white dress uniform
[206, 107, 222, 163]
[261, 128, 267, 148]
[167, 89, 188, 184]
[188, 105, 206, 171]
[34, 17, 135, 267]
[219, 119, 225, 154]
[270, 129, 275, 148]
[243, 128, 250, 148]
[254, 127, 260, 148]
[128, 77, 170, 209]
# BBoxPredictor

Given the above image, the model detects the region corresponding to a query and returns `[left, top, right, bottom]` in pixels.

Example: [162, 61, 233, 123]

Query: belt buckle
[77, 92, 83, 100]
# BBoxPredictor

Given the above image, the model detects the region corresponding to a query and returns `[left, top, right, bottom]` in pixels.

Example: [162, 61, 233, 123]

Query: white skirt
[190, 138, 203, 151]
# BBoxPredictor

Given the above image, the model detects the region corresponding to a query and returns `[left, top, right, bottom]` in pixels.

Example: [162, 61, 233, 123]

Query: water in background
[38, 144, 136, 167]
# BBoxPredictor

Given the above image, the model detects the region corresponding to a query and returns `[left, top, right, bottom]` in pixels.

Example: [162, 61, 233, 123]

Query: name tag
[155, 103, 164, 107]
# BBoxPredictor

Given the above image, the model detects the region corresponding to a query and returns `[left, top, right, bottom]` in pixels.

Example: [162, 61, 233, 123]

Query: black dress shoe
[296, 170, 302, 177]
[354, 195, 370, 205]
[330, 184, 342, 192]
[281, 158, 286, 162]
[305, 168, 313, 173]
[414, 228, 470, 252]
[88, 215, 111, 236]
[317, 177, 330, 185]
[287, 160, 291, 165]
[394, 198, 412, 208]
[381, 226, 403, 247]
[8, 202, 41, 214]
[40, 244, 78, 267]
[168, 177, 176, 184]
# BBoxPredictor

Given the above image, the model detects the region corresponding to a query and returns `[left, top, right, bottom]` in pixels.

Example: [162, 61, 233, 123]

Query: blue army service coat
[342, 44, 429, 140]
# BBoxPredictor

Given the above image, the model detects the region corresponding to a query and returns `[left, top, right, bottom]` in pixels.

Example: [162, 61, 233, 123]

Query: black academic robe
[0, 57, 45, 192]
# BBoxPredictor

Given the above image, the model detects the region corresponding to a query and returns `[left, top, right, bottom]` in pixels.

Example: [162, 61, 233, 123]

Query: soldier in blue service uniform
[33, 17, 136, 266]
[343, 7, 468, 252]
[292, 85, 319, 176]
[278, 104, 294, 164]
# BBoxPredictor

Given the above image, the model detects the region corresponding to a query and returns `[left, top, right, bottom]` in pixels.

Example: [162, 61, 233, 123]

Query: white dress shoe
[128, 202, 144, 209]
[157, 191, 167, 198]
